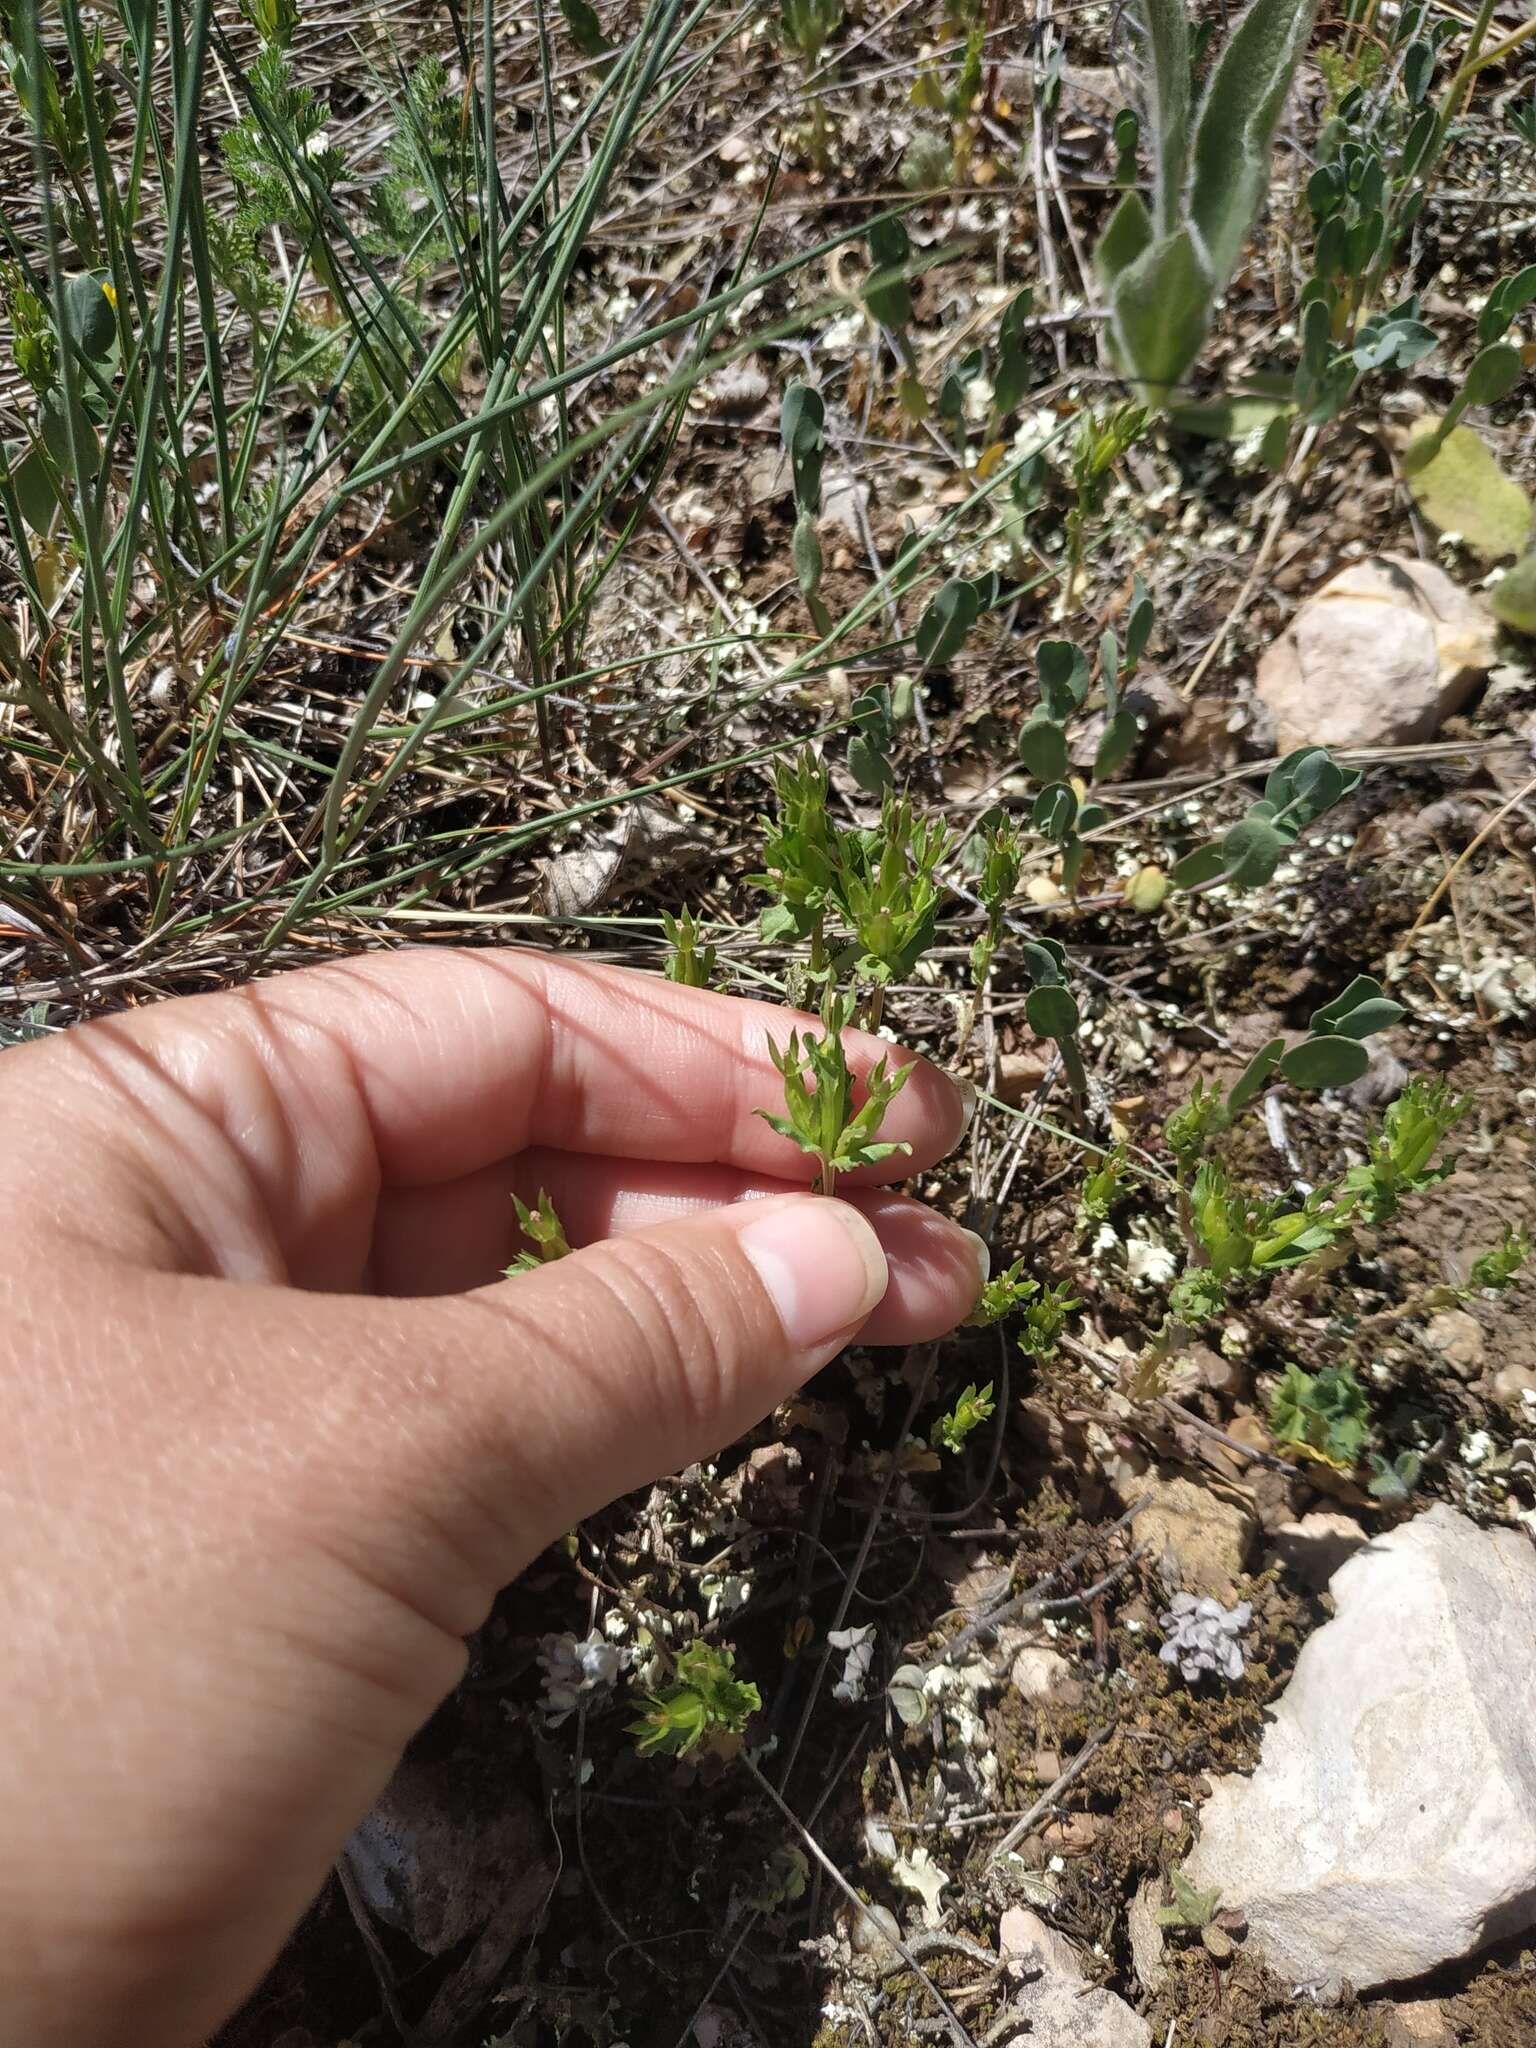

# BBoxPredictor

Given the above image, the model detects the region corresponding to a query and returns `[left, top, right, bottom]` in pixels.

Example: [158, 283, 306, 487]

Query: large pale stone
[1127, 1471, 1256, 1597]
[1256, 555, 1497, 752]
[1186, 1506, 1536, 1997]
[999, 1908, 1152, 2048]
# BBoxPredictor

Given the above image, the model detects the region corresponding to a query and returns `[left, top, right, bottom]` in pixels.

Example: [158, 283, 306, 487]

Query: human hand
[0, 948, 982, 2047]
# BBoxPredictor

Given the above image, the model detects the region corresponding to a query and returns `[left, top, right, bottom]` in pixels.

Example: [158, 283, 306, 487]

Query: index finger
[96, 946, 971, 1188]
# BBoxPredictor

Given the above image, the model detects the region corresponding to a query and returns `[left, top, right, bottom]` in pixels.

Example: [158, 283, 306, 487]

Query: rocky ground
[5, 2, 1536, 2046]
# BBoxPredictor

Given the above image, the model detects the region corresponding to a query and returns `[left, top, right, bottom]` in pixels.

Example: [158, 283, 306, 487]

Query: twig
[989, 1723, 1115, 1862]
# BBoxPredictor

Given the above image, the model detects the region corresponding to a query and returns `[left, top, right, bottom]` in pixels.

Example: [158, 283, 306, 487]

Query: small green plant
[1096, 0, 1321, 397]
[778, 0, 844, 167]
[1017, 939, 1090, 1115]
[662, 907, 717, 989]
[1338, 1076, 1468, 1223]
[1063, 403, 1149, 601]
[1269, 1361, 1370, 1469]
[1157, 1865, 1222, 1931]
[506, 1191, 573, 1273]
[1469, 1226, 1529, 1295]
[630, 1641, 761, 1757]
[966, 1259, 1080, 1359]
[759, 988, 912, 1195]
[1170, 747, 1363, 896]
[956, 810, 1026, 1054]
[931, 1380, 996, 1452]
[1367, 1447, 1424, 1503]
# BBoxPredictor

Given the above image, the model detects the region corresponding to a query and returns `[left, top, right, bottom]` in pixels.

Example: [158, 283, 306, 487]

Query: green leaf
[1108, 225, 1215, 398]
[1227, 1035, 1285, 1113]
[1462, 342, 1522, 409]
[1094, 705, 1140, 780]
[1019, 937, 1068, 985]
[1134, 0, 1192, 238]
[1280, 1034, 1371, 1089]
[559, 0, 611, 55]
[8, 437, 59, 534]
[1188, 0, 1321, 284]
[1032, 781, 1078, 843]
[792, 507, 822, 598]
[781, 380, 825, 513]
[1018, 714, 1068, 783]
[865, 215, 913, 329]
[1095, 188, 1155, 289]
[1403, 422, 1533, 564]
[1221, 814, 1288, 887]
[1492, 553, 1536, 636]
[1310, 974, 1405, 1040]
[914, 577, 979, 671]
[1037, 638, 1091, 717]
[848, 732, 892, 793]
[1170, 841, 1228, 890]
[1026, 984, 1080, 1041]
[58, 272, 116, 363]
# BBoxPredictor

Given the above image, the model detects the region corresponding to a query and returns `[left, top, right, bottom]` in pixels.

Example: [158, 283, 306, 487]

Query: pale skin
[0, 947, 986, 2047]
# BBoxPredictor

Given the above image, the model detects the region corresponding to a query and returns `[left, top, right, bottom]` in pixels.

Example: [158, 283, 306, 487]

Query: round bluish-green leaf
[848, 733, 892, 794]
[1330, 995, 1406, 1040]
[1032, 780, 1077, 843]
[1037, 638, 1090, 716]
[1279, 1035, 1371, 1090]
[1018, 714, 1068, 784]
[1170, 841, 1228, 890]
[1227, 1036, 1285, 1113]
[1020, 937, 1067, 984]
[1221, 814, 1287, 887]
[1026, 984, 1080, 1041]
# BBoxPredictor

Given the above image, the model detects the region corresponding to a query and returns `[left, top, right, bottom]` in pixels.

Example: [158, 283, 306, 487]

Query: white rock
[1186, 1505, 1536, 1996]
[1256, 555, 1497, 753]
[1269, 1511, 1369, 1592]
[999, 1908, 1152, 2047]
[1011, 1645, 1075, 1700]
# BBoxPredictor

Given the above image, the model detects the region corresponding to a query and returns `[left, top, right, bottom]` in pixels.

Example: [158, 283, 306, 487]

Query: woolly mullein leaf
[1188, 0, 1321, 285]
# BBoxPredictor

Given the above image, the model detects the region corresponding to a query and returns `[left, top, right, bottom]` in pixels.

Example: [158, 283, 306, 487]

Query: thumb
[438, 1191, 888, 1579]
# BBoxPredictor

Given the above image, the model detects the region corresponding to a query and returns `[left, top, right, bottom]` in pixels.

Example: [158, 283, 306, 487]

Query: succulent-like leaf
[1310, 974, 1405, 1040]
[1280, 1034, 1370, 1089]
[1095, 705, 1141, 780]
[1188, 0, 1321, 286]
[1221, 813, 1287, 887]
[1462, 342, 1522, 409]
[1037, 638, 1091, 717]
[1026, 984, 1080, 1040]
[1227, 1035, 1285, 1113]
[1170, 841, 1228, 890]
[865, 215, 913, 329]
[781, 380, 825, 513]
[792, 507, 822, 598]
[1018, 713, 1069, 784]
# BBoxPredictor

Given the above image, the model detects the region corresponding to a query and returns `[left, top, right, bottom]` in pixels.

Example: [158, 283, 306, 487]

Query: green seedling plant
[956, 810, 1026, 1055]
[506, 1191, 573, 1273]
[1157, 1866, 1222, 1931]
[965, 1259, 1081, 1361]
[759, 988, 912, 1196]
[1096, 0, 1321, 397]
[931, 1381, 996, 1453]
[630, 1641, 761, 1758]
[1063, 404, 1149, 604]
[778, 0, 843, 169]
[662, 907, 717, 989]
[1169, 746, 1363, 895]
[1018, 938, 1091, 1117]
[1269, 1360, 1370, 1469]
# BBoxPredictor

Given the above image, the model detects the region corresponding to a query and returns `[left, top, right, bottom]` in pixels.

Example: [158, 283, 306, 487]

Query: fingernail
[736, 1196, 888, 1349]
[949, 1073, 978, 1141]
[959, 1227, 991, 1290]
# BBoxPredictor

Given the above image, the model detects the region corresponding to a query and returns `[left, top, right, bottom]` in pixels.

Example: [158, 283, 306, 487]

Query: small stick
[989, 1723, 1114, 1863]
